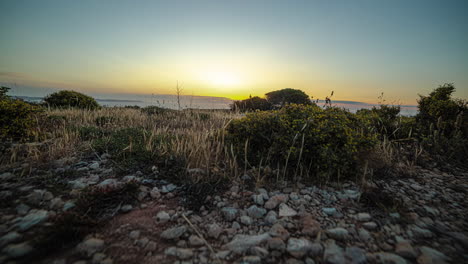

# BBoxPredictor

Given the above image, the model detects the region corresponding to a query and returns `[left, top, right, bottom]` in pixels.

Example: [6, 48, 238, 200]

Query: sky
[1, 0, 467, 104]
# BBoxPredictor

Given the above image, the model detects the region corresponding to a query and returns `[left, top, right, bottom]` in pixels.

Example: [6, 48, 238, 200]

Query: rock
[120, 204, 133, 213]
[2, 242, 33, 258]
[97, 179, 119, 189]
[265, 211, 278, 225]
[189, 235, 204, 247]
[155, 211, 170, 223]
[27, 190, 45, 205]
[362, 222, 378, 230]
[345, 246, 367, 264]
[69, 179, 87, 190]
[89, 162, 100, 170]
[411, 226, 433, 238]
[240, 215, 253, 225]
[301, 214, 321, 237]
[357, 213, 371, 222]
[242, 256, 262, 264]
[63, 201, 75, 211]
[0, 232, 22, 247]
[252, 194, 264, 205]
[221, 207, 238, 221]
[267, 237, 286, 251]
[16, 210, 49, 231]
[49, 197, 64, 210]
[77, 238, 105, 256]
[410, 184, 423, 191]
[164, 247, 193, 260]
[323, 208, 337, 216]
[150, 187, 161, 199]
[161, 184, 177, 193]
[160, 226, 187, 240]
[224, 233, 271, 254]
[265, 194, 289, 209]
[287, 238, 313, 258]
[395, 240, 417, 259]
[371, 252, 407, 264]
[417, 246, 449, 264]
[145, 241, 157, 251]
[16, 203, 30, 216]
[0, 172, 14, 180]
[358, 228, 371, 241]
[269, 224, 290, 241]
[207, 223, 222, 239]
[136, 237, 149, 248]
[246, 205, 267, 219]
[279, 203, 298, 217]
[92, 252, 106, 263]
[323, 240, 345, 264]
[250, 246, 269, 258]
[326, 228, 349, 241]
[129, 230, 140, 239]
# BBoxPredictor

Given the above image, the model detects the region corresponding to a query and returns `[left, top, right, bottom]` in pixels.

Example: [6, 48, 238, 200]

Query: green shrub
[92, 128, 172, 170]
[77, 126, 107, 141]
[226, 104, 377, 181]
[265, 88, 313, 108]
[0, 87, 43, 142]
[43, 90, 99, 110]
[356, 105, 401, 139]
[141, 106, 173, 115]
[231, 96, 272, 112]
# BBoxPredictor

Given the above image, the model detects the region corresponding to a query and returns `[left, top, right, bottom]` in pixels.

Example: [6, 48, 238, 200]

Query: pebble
[246, 205, 267, 219]
[224, 233, 271, 254]
[77, 238, 105, 256]
[323, 207, 337, 216]
[221, 207, 238, 221]
[164, 247, 193, 260]
[160, 226, 187, 240]
[16, 210, 49, 231]
[323, 240, 345, 264]
[287, 238, 313, 258]
[240, 215, 253, 225]
[326, 228, 349, 240]
[279, 203, 298, 217]
[357, 213, 371, 222]
[2, 242, 33, 258]
[418, 246, 449, 264]
[155, 211, 170, 223]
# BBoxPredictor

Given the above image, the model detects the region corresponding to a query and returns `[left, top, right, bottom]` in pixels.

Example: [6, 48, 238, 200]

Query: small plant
[231, 96, 272, 112]
[44, 90, 99, 110]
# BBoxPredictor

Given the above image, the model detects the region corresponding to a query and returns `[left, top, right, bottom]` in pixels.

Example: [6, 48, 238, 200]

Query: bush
[43, 90, 99, 110]
[265, 88, 312, 108]
[356, 105, 401, 139]
[141, 106, 174, 115]
[226, 104, 377, 181]
[231, 96, 272, 112]
[0, 87, 42, 142]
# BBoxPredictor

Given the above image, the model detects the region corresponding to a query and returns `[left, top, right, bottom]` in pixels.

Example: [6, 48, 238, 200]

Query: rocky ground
[0, 154, 467, 264]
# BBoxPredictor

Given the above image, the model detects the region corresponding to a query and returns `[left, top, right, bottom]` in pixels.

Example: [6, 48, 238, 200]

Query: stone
[27, 190, 45, 205]
[323, 207, 337, 216]
[371, 252, 407, 264]
[49, 198, 64, 210]
[120, 204, 133, 213]
[16, 203, 30, 215]
[189, 235, 204, 247]
[161, 184, 177, 193]
[357, 213, 371, 222]
[410, 184, 423, 191]
[155, 211, 170, 223]
[221, 207, 238, 221]
[97, 179, 119, 189]
[269, 224, 290, 241]
[395, 240, 417, 259]
[129, 230, 140, 239]
[160, 226, 187, 240]
[2, 242, 33, 258]
[265, 211, 278, 225]
[92, 252, 106, 263]
[224, 233, 271, 254]
[164, 247, 193, 260]
[411, 226, 433, 239]
[252, 194, 264, 205]
[250, 246, 269, 258]
[326, 228, 349, 241]
[246, 205, 267, 219]
[0, 172, 14, 180]
[63, 201, 75, 211]
[240, 215, 253, 225]
[207, 223, 222, 239]
[145, 241, 157, 251]
[323, 240, 345, 264]
[267, 237, 286, 251]
[287, 238, 313, 258]
[358, 228, 371, 241]
[301, 214, 321, 237]
[77, 238, 105, 256]
[279, 203, 298, 217]
[16, 210, 49, 231]
[136, 237, 149, 248]
[345, 246, 367, 264]
[89, 162, 100, 170]
[309, 243, 323, 257]
[362, 222, 378, 230]
[265, 194, 289, 209]
[0, 232, 22, 247]
[417, 246, 449, 264]
[242, 256, 262, 264]
[69, 179, 87, 190]
[150, 187, 161, 199]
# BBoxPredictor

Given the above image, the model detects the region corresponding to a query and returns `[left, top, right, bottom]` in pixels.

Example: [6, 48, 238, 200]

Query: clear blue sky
[1, 0, 467, 103]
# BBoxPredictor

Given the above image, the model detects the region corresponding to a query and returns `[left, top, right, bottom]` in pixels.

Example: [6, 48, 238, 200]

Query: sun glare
[201, 70, 241, 86]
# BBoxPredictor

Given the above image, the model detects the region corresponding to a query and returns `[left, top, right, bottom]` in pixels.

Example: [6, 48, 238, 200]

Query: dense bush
[265, 88, 312, 108]
[0, 87, 42, 142]
[44, 90, 99, 110]
[141, 105, 174, 115]
[231, 96, 272, 112]
[226, 104, 377, 181]
[356, 105, 402, 139]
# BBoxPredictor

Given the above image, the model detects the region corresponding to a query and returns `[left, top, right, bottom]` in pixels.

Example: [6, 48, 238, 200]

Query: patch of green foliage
[141, 105, 174, 115]
[356, 105, 402, 139]
[265, 88, 313, 108]
[43, 90, 99, 110]
[231, 96, 272, 112]
[226, 104, 377, 181]
[92, 127, 172, 171]
[77, 126, 108, 141]
[0, 86, 43, 142]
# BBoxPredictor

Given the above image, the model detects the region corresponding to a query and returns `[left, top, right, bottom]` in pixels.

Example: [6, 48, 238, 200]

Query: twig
[181, 213, 220, 263]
